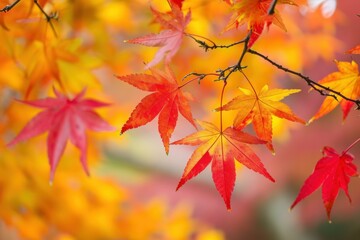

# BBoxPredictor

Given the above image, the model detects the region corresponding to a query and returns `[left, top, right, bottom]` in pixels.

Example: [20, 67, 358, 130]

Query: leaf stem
[182, 72, 219, 82]
[240, 70, 258, 99]
[220, 80, 228, 133]
[343, 137, 360, 155]
[178, 75, 203, 89]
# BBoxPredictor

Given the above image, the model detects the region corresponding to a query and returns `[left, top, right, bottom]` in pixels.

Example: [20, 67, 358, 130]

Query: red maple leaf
[7, 88, 115, 182]
[168, 0, 184, 8]
[172, 120, 274, 209]
[117, 65, 196, 154]
[125, 0, 191, 68]
[290, 145, 359, 221]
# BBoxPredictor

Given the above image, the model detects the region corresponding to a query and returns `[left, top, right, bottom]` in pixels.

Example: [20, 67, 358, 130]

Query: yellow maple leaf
[219, 85, 305, 152]
[310, 60, 360, 122]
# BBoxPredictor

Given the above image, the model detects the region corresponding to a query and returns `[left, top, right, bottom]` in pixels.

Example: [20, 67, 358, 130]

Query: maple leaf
[346, 44, 360, 54]
[7, 88, 115, 182]
[117, 65, 196, 154]
[224, 0, 297, 47]
[218, 85, 305, 152]
[310, 60, 360, 122]
[290, 146, 359, 221]
[172, 120, 274, 209]
[125, 0, 191, 68]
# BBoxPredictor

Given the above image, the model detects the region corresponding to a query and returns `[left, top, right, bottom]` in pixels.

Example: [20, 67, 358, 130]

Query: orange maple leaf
[224, 0, 297, 47]
[117, 65, 196, 154]
[172, 120, 274, 209]
[219, 85, 305, 152]
[310, 60, 360, 122]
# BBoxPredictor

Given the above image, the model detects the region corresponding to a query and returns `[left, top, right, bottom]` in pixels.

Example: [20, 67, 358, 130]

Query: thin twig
[186, 33, 249, 51]
[181, 32, 251, 84]
[34, 0, 58, 37]
[1, 0, 58, 37]
[182, 72, 220, 84]
[248, 49, 360, 109]
[0, 0, 21, 12]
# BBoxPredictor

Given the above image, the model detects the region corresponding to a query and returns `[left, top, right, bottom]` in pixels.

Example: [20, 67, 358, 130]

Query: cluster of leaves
[116, 0, 360, 221]
[1, 0, 359, 232]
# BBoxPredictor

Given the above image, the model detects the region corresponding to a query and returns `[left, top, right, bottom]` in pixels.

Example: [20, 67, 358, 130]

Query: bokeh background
[0, 0, 359, 239]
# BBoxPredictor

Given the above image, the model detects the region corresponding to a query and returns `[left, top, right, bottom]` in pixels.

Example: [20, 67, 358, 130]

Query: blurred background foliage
[0, 0, 359, 239]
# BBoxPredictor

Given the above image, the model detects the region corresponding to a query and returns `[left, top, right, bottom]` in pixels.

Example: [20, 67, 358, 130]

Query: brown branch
[248, 49, 360, 109]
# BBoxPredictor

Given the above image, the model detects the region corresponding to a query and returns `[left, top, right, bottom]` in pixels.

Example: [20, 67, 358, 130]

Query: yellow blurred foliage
[0, 144, 223, 239]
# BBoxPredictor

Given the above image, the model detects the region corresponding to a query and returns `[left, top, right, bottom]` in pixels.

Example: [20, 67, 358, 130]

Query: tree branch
[185, 1, 359, 110]
[248, 49, 360, 109]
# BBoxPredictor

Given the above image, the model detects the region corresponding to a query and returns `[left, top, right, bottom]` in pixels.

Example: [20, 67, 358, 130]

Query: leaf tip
[269, 175, 276, 182]
[176, 179, 185, 191]
[289, 202, 296, 210]
[120, 125, 128, 135]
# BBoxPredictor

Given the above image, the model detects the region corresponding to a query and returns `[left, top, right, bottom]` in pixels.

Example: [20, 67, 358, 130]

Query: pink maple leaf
[126, 0, 191, 68]
[7, 88, 115, 182]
